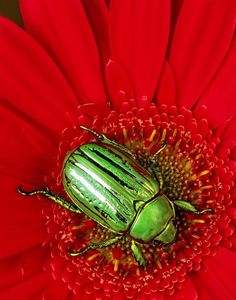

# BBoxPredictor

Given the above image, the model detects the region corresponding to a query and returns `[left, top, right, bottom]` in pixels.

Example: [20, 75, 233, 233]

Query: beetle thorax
[129, 194, 176, 244]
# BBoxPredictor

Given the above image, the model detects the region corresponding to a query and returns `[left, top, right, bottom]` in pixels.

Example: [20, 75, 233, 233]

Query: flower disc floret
[42, 102, 235, 296]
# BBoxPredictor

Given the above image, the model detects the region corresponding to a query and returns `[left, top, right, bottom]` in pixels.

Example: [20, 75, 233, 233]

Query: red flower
[0, 1, 236, 299]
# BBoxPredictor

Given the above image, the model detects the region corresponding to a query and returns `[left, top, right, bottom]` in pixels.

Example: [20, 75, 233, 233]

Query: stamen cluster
[42, 103, 235, 296]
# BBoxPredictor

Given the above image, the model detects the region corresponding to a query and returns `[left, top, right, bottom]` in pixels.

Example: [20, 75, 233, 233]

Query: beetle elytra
[18, 126, 211, 266]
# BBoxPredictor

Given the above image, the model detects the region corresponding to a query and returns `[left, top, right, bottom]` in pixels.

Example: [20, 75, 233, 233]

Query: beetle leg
[17, 186, 81, 214]
[68, 235, 122, 256]
[131, 240, 146, 267]
[173, 200, 213, 214]
[150, 144, 166, 190]
[151, 143, 167, 159]
[80, 126, 136, 159]
[150, 165, 164, 190]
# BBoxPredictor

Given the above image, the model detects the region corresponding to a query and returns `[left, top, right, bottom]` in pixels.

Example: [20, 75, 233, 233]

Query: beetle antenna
[17, 186, 81, 213]
[193, 208, 213, 214]
[151, 143, 167, 160]
[80, 126, 103, 140]
[17, 186, 51, 196]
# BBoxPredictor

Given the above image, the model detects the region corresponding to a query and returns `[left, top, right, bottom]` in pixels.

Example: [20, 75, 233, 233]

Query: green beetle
[18, 126, 211, 266]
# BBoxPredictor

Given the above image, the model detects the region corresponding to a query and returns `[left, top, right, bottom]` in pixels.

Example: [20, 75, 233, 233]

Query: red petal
[106, 60, 135, 110]
[0, 220, 46, 259]
[156, 61, 176, 106]
[0, 17, 78, 135]
[204, 247, 236, 298]
[0, 102, 57, 182]
[165, 278, 197, 300]
[0, 246, 48, 291]
[42, 280, 70, 299]
[0, 175, 47, 258]
[110, 0, 170, 101]
[221, 114, 236, 140]
[0, 271, 51, 300]
[167, 0, 184, 53]
[77, 103, 110, 118]
[190, 247, 236, 300]
[81, 0, 110, 66]
[20, 0, 107, 105]
[196, 36, 236, 128]
[0, 106, 50, 229]
[169, 0, 236, 108]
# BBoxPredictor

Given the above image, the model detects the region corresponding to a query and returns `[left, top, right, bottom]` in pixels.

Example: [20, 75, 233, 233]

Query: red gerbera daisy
[0, 1, 236, 299]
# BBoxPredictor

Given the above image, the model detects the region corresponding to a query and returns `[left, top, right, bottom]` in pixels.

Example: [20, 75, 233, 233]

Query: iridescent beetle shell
[63, 142, 176, 244]
[18, 126, 211, 266]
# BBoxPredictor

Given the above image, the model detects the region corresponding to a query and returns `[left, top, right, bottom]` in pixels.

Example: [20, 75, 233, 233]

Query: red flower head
[0, 1, 236, 299]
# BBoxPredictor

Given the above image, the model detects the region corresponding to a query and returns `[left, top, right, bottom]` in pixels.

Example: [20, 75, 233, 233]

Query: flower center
[43, 102, 234, 296]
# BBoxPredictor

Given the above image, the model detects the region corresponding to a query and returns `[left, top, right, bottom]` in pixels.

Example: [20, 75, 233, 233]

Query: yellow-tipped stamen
[175, 139, 182, 148]
[172, 128, 177, 138]
[200, 185, 213, 190]
[161, 128, 167, 145]
[148, 129, 157, 142]
[157, 259, 162, 269]
[198, 170, 210, 177]
[195, 154, 202, 160]
[113, 259, 120, 272]
[192, 234, 200, 239]
[206, 200, 214, 204]
[122, 127, 127, 141]
[192, 219, 205, 224]
[87, 253, 101, 261]
[71, 225, 83, 230]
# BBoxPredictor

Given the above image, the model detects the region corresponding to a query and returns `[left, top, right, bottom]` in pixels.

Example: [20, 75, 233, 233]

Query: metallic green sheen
[155, 221, 176, 244]
[129, 194, 175, 243]
[18, 126, 211, 265]
[62, 143, 160, 233]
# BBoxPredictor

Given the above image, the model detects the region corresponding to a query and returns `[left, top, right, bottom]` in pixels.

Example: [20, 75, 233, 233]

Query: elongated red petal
[168, 0, 183, 51]
[20, 0, 107, 105]
[196, 37, 236, 128]
[190, 247, 236, 300]
[156, 61, 176, 106]
[0, 18, 78, 136]
[169, 0, 236, 108]
[0, 109, 49, 256]
[0, 218, 46, 254]
[204, 247, 236, 298]
[0, 95, 52, 257]
[40, 280, 70, 300]
[0, 178, 47, 259]
[0, 246, 48, 291]
[110, 0, 170, 101]
[220, 114, 236, 140]
[0, 103, 56, 186]
[81, 0, 110, 66]
[0, 271, 51, 300]
[0, 108, 50, 257]
[106, 60, 135, 110]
